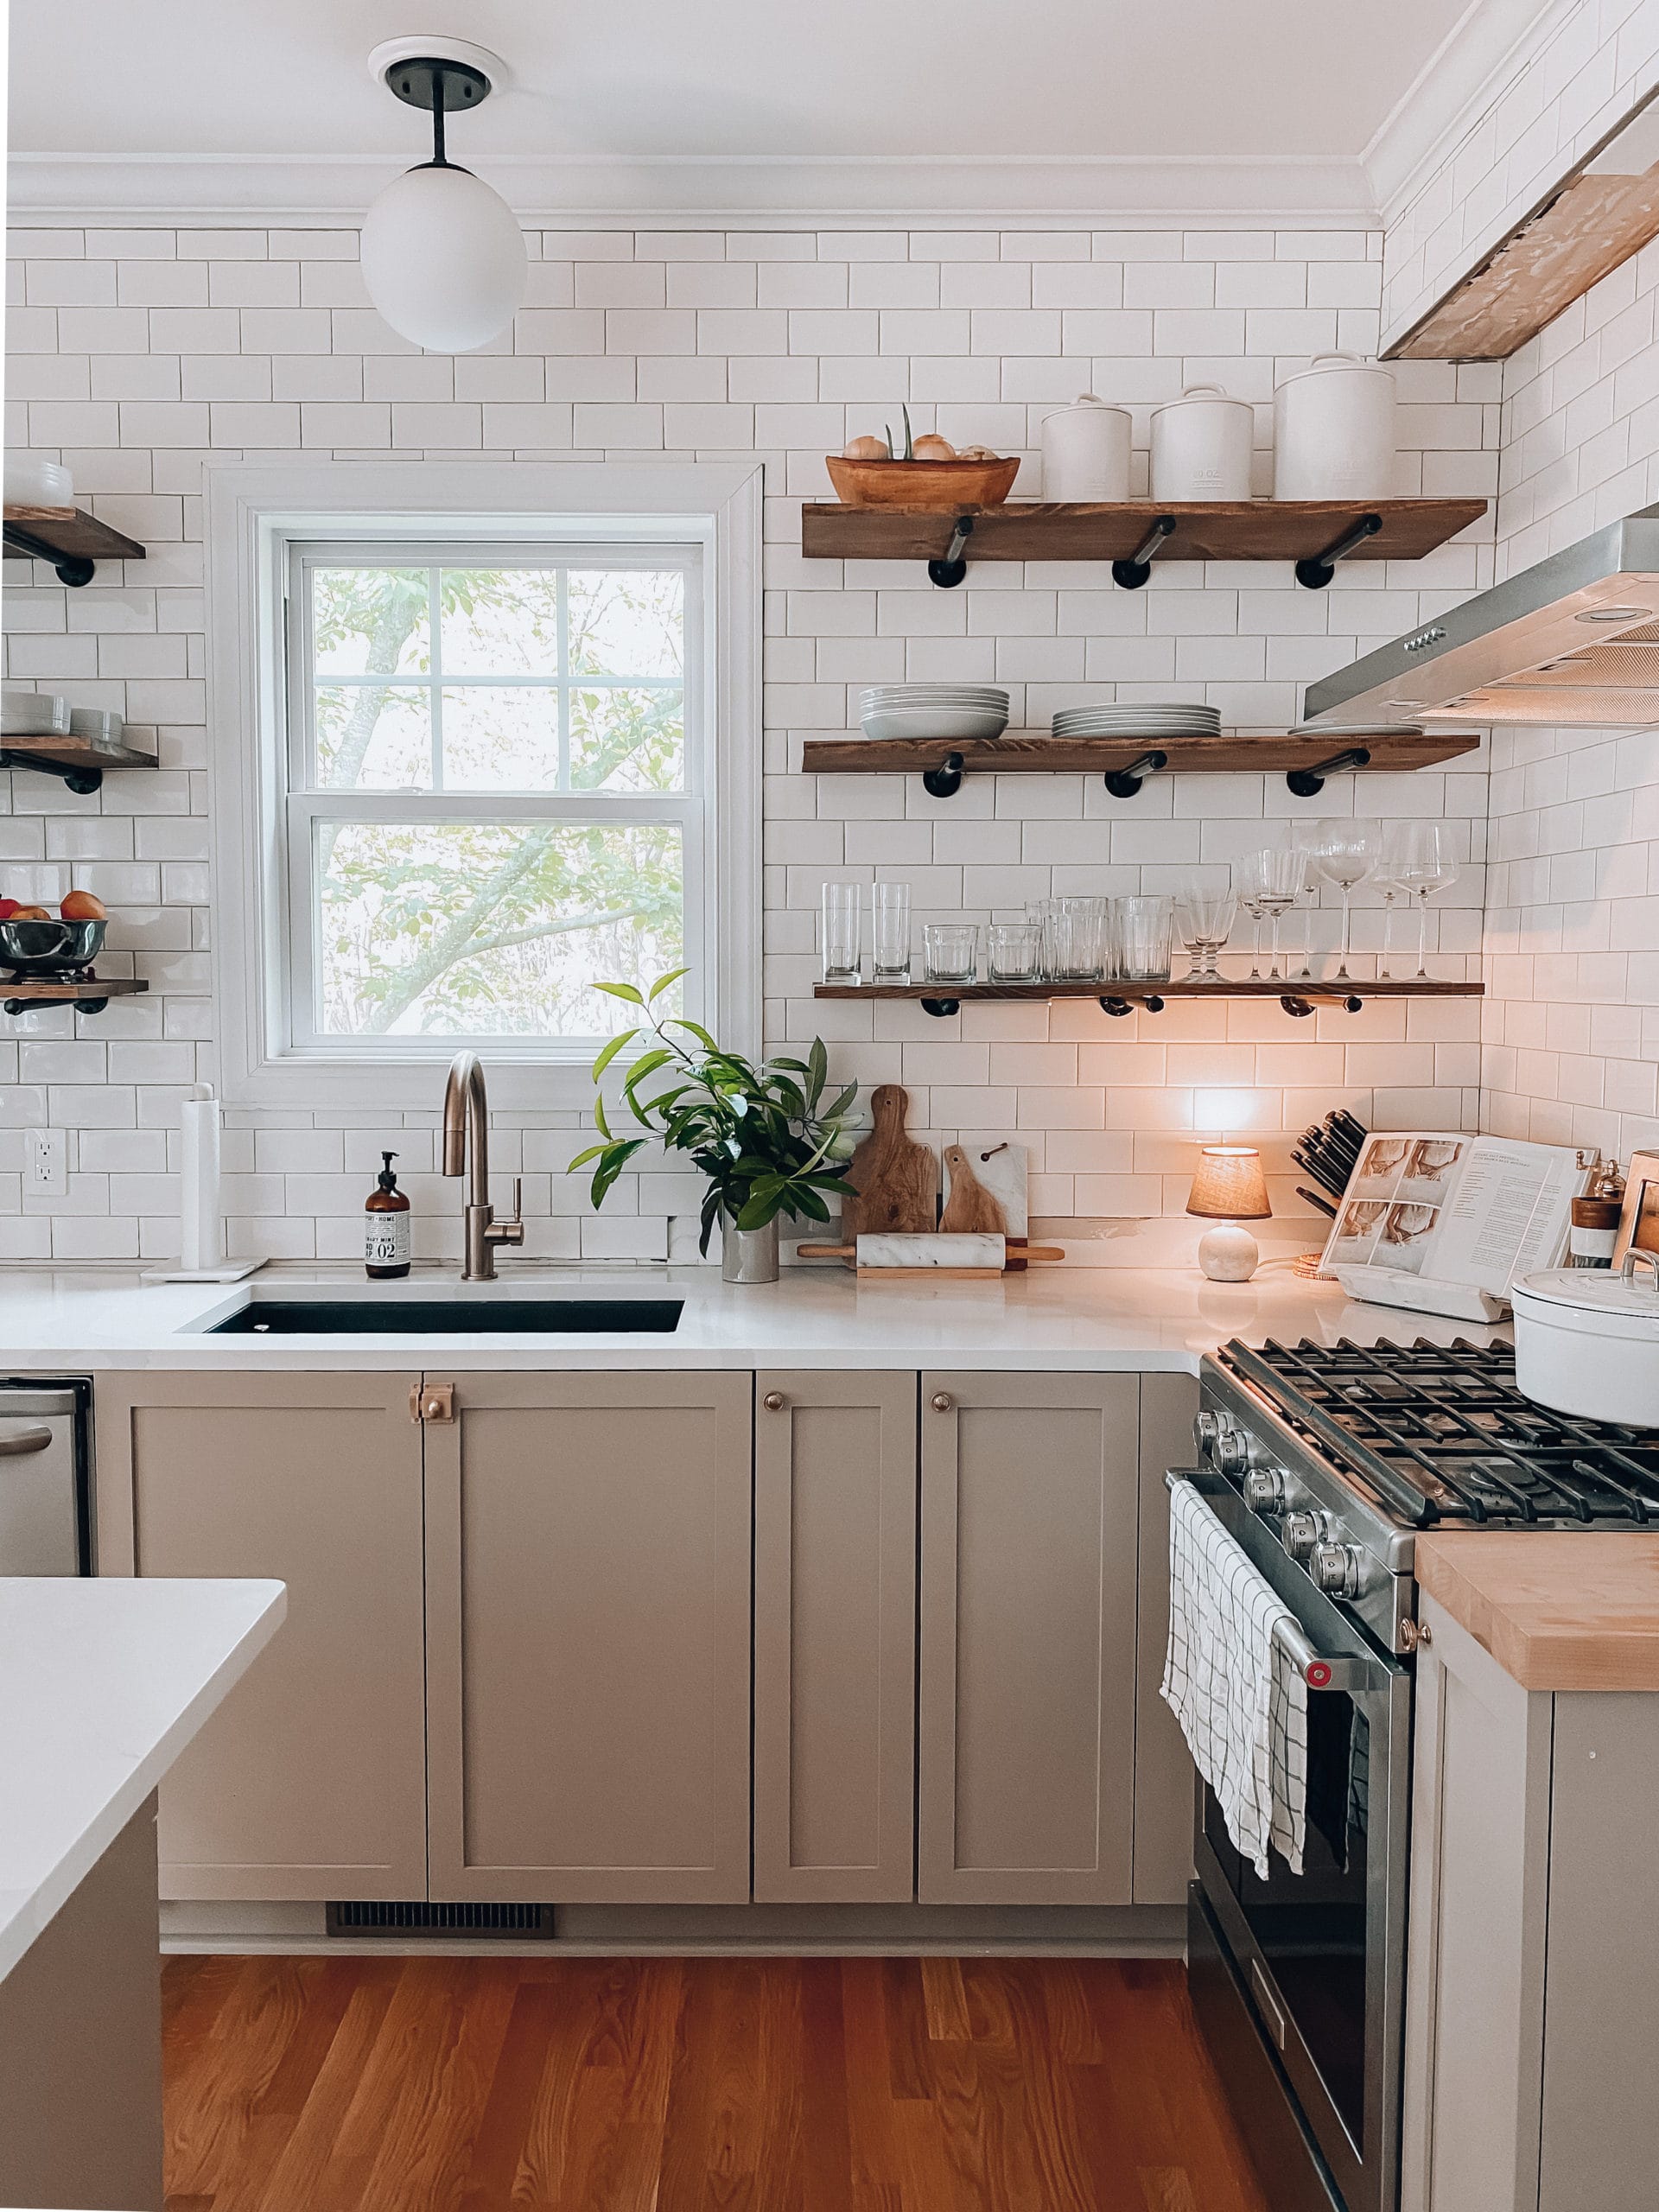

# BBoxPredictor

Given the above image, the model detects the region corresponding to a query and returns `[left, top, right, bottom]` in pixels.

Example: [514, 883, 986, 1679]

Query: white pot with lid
[1512, 1253, 1659, 1426]
[1273, 352, 1397, 502]
[1040, 395, 1132, 501]
[1150, 383, 1254, 503]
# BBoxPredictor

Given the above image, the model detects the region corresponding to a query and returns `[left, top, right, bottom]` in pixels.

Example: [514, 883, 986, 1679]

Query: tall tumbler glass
[1118, 895, 1173, 984]
[871, 881, 912, 983]
[820, 883, 861, 983]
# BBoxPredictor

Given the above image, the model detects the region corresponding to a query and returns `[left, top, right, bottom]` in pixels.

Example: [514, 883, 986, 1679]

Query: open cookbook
[1319, 1132, 1588, 1321]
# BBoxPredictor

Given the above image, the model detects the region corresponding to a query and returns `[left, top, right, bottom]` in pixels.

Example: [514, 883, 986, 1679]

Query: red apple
[60, 890, 106, 921]
[0, 899, 19, 921]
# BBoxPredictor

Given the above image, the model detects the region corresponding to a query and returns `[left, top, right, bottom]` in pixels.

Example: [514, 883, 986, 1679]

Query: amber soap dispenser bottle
[365, 1150, 411, 1279]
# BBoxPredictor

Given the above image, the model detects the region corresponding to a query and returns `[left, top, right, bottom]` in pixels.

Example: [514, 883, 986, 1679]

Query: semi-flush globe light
[360, 38, 527, 353]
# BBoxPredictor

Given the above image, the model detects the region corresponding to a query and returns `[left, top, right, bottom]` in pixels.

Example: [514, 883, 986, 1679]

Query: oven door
[1175, 1471, 1411, 2212]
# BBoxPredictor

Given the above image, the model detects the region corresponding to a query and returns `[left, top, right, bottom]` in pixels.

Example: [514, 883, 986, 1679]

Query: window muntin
[283, 543, 701, 1056]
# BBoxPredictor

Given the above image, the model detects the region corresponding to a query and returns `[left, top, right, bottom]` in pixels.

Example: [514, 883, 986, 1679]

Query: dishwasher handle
[0, 1425, 53, 1458]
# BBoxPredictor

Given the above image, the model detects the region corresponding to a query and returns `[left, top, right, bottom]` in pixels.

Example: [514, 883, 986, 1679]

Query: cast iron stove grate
[1217, 1337, 1659, 1529]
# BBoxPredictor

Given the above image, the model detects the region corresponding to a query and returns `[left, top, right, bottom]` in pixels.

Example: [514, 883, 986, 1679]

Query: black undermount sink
[209, 1298, 684, 1336]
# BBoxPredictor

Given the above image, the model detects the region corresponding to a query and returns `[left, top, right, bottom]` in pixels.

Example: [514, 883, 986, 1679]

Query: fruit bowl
[824, 455, 1020, 511]
[0, 918, 106, 976]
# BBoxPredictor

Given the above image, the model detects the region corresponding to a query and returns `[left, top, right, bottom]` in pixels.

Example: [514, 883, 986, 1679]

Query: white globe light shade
[360, 163, 527, 353]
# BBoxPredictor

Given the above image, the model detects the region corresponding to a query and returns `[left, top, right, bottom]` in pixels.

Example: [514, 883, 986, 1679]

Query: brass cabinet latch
[410, 1382, 455, 1424]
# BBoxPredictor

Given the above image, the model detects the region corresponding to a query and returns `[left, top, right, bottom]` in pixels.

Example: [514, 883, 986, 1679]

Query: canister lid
[1151, 381, 1251, 417]
[1274, 350, 1394, 390]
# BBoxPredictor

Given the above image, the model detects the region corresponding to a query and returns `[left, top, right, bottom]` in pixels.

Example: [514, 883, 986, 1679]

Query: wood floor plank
[162, 1951, 1273, 2212]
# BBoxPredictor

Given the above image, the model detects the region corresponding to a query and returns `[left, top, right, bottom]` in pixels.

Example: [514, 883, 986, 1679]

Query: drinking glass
[987, 921, 1043, 982]
[871, 881, 912, 982]
[1172, 874, 1236, 982]
[1395, 823, 1460, 980]
[1370, 847, 1414, 981]
[820, 883, 861, 983]
[923, 922, 979, 983]
[1310, 820, 1378, 982]
[1247, 847, 1307, 982]
[1288, 828, 1324, 980]
[1233, 854, 1268, 979]
[1050, 896, 1105, 982]
[1117, 895, 1173, 984]
[1027, 898, 1059, 979]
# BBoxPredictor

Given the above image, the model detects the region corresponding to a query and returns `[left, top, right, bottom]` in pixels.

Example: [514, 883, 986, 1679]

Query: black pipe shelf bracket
[0, 748, 103, 796]
[920, 996, 961, 1018]
[1099, 993, 1166, 1016]
[927, 514, 975, 589]
[1103, 748, 1169, 799]
[1295, 512, 1383, 590]
[1111, 514, 1177, 590]
[1287, 745, 1372, 798]
[921, 749, 966, 798]
[1281, 989, 1365, 1016]
[2, 523, 96, 589]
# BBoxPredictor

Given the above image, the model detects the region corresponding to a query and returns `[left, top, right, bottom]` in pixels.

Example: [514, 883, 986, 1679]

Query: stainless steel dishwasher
[0, 1379, 92, 1573]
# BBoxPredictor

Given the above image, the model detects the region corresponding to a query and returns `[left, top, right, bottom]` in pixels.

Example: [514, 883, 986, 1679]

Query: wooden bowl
[825, 454, 1020, 511]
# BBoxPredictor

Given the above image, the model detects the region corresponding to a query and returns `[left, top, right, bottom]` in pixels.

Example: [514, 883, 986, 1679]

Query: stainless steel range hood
[1300, 507, 1659, 729]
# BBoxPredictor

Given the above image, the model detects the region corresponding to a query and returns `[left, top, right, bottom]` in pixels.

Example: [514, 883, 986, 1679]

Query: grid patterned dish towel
[1161, 1479, 1309, 1878]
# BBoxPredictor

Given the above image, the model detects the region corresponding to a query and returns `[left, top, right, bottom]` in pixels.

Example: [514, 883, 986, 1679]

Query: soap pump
[365, 1150, 411, 1280]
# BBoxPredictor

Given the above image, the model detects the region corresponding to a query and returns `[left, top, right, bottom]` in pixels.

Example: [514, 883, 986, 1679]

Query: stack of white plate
[859, 684, 1009, 742]
[1, 688, 70, 738]
[1052, 701, 1220, 738]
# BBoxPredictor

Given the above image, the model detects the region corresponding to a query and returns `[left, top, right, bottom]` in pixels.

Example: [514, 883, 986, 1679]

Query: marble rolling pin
[796, 1234, 1064, 1278]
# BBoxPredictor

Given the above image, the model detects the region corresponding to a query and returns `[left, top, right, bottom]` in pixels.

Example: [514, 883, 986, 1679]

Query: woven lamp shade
[1186, 1145, 1272, 1222]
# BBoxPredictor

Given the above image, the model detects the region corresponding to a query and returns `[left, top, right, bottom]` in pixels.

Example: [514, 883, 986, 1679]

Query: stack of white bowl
[1051, 701, 1220, 739]
[859, 684, 1009, 742]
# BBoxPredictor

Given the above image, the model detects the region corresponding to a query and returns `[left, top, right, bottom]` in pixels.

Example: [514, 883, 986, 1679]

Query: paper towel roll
[180, 1086, 226, 1272]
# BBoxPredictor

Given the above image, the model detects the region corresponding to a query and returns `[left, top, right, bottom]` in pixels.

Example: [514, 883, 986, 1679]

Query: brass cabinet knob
[931, 1391, 953, 1413]
[762, 1390, 786, 1411]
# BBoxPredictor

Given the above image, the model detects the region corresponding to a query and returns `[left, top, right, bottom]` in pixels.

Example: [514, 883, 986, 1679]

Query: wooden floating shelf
[804, 730, 1479, 779]
[817, 976, 1482, 1020]
[801, 496, 1487, 576]
[1, 977, 149, 1017]
[3, 504, 146, 588]
[0, 733, 158, 796]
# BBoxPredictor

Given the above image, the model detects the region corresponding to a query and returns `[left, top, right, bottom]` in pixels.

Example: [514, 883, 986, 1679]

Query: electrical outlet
[27, 1128, 67, 1198]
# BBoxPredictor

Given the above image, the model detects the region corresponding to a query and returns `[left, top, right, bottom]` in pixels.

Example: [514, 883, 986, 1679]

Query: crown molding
[7, 149, 1379, 231]
[1363, 0, 1583, 225]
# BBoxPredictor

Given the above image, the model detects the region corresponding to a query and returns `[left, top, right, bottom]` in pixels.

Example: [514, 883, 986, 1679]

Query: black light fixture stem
[430, 68, 448, 165]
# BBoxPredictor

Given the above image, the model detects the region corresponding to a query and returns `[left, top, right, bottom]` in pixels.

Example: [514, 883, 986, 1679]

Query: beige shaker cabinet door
[93, 1371, 429, 1902]
[753, 1370, 918, 1903]
[423, 1371, 753, 1904]
[918, 1370, 1141, 1905]
[1135, 1370, 1199, 1904]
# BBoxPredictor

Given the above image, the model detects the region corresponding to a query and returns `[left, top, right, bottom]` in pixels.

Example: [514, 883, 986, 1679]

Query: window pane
[315, 820, 683, 1039]
[437, 686, 562, 791]
[570, 683, 685, 791]
[310, 569, 430, 677]
[569, 570, 683, 678]
[315, 683, 433, 790]
[438, 568, 562, 676]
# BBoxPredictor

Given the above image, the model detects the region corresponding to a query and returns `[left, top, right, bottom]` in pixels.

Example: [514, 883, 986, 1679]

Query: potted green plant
[570, 970, 861, 1283]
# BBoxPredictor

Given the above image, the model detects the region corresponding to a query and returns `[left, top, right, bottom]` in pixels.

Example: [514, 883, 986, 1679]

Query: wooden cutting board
[840, 1084, 938, 1243]
[941, 1142, 1028, 1237]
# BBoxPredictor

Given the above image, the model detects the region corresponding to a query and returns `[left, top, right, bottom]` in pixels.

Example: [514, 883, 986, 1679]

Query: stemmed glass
[1173, 874, 1236, 982]
[1246, 847, 1307, 982]
[1395, 823, 1460, 979]
[1234, 855, 1268, 980]
[1310, 820, 1377, 982]
[1370, 846, 1413, 981]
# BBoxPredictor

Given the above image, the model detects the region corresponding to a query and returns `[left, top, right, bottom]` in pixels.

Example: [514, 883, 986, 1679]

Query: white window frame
[207, 461, 761, 1111]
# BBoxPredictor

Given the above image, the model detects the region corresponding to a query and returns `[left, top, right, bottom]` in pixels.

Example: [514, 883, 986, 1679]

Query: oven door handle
[0, 1424, 53, 1458]
[1166, 1469, 1392, 1694]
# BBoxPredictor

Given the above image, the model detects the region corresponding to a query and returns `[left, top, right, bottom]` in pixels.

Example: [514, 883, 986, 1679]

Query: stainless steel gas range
[1179, 1336, 1659, 2212]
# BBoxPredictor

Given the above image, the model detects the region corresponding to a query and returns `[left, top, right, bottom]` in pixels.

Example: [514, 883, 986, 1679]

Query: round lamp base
[1198, 1223, 1260, 1282]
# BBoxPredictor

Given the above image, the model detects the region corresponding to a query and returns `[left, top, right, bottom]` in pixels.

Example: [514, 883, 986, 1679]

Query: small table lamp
[1187, 1145, 1272, 1281]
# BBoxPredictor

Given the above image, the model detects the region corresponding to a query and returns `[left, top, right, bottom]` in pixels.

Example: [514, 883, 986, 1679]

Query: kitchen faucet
[442, 1052, 524, 1281]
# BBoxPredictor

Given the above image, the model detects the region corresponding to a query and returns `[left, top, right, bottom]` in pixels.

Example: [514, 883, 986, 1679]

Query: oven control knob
[1243, 1465, 1286, 1515]
[1313, 1542, 1364, 1599]
[1193, 1411, 1221, 1459]
[1282, 1509, 1328, 1562]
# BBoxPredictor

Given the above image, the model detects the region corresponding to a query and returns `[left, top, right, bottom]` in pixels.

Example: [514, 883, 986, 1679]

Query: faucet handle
[487, 1177, 526, 1249]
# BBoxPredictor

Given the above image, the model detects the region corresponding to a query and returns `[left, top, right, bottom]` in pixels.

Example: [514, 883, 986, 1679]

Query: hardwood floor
[162, 1954, 1270, 2211]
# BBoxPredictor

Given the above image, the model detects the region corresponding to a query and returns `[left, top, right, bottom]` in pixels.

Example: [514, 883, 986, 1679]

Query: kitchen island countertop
[1417, 1533, 1659, 1692]
[0, 1259, 1510, 1374]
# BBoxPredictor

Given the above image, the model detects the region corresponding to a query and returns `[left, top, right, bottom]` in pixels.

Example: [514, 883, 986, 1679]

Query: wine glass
[1248, 847, 1307, 982]
[1395, 823, 1459, 980]
[1288, 826, 1324, 980]
[1309, 820, 1377, 982]
[1233, 854, 1268, 980]
[1370, 845, 1414, 982]
[1172, 874, 1236, 982]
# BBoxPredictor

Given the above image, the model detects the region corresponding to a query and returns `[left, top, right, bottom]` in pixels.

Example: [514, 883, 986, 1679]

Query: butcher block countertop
[1416, 1534, 1659, 1693]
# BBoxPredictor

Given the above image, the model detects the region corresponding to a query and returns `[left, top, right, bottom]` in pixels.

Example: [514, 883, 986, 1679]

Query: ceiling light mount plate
[367, 36, 509, 111]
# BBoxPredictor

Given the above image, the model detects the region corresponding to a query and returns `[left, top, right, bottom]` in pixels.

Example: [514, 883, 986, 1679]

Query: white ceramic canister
[1149, 384, 1255, 502]
[1040, 395, 1132, 500]
[1511, 1261, 1659, 1427]
[1273, 352, 1397, 501]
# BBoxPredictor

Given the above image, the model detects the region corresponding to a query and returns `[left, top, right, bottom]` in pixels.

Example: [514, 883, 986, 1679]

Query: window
[208, 462, 761, 1109]
[289, 547, 699, 1048]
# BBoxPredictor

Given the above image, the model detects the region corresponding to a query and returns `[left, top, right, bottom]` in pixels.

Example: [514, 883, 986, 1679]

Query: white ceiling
[6, 0, 1552, 224]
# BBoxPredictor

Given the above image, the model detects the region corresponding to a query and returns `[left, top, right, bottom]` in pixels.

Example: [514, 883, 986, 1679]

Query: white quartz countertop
[0, 1260, 1510, 1373]
[0, 1576, 284, 1981]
